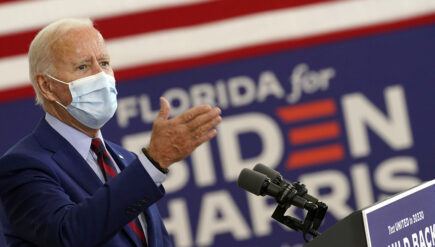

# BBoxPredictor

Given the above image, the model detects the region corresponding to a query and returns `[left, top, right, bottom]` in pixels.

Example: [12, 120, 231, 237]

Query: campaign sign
[106, 24, 435, 246]
[363, 180, 435, 247]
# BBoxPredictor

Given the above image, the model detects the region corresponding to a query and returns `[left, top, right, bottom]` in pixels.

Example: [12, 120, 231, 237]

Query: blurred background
[1, 0, 435, 246]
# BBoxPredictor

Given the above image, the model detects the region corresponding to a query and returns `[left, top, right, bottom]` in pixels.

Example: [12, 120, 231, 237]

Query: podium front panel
[362, 179, 435, 247]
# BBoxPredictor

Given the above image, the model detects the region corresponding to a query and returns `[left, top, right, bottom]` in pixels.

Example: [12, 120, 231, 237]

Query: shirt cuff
[138, 151, 167, 186]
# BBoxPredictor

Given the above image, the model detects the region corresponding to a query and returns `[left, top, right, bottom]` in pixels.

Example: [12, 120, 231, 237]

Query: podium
[304, 179, 435, 247]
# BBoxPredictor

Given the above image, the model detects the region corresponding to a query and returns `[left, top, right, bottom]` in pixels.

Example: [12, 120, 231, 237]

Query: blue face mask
[46, 72, 118, 129]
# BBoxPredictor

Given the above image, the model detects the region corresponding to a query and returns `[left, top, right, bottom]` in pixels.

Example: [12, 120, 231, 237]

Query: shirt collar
[45, 113, 105, 160]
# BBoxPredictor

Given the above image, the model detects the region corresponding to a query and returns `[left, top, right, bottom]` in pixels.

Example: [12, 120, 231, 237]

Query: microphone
[253, 163, 319, 203]
[238, 168, 311, 210]
[237, 168, 282, 197]
[237, 164, 328, 242]
[253, 163, 282, 183]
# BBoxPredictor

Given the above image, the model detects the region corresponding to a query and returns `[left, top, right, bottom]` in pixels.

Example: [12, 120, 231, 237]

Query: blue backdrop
[1, 22, 435, 247]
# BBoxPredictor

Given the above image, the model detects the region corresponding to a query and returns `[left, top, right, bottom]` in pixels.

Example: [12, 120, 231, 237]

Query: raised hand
[146, 97, 222, 168]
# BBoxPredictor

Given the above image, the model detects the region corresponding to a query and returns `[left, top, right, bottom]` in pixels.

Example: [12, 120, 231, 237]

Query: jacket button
[138, 198, 148, 206]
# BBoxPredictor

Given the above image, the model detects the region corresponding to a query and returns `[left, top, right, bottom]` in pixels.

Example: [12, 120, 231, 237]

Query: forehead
[50, 26, 108, 64]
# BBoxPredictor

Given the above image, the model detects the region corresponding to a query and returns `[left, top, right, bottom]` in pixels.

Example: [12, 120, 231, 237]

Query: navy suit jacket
[0, 118, 173, 247]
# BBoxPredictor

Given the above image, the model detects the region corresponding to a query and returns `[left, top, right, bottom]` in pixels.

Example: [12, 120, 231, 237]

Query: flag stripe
[0, 31, 37, 59]
[0, 0, 22, 3]
[0, 0, 211, 36]
[96, 0, 334, 40]
[0, 84, 34, 103]
[0, 0, 23, 3]
[0, 0, 335, 59]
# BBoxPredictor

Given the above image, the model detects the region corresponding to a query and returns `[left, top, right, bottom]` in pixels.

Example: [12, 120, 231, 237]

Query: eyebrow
[97, 55, 110, 61]
[73, 55, 110, 66]
[74, 58, 92, 65]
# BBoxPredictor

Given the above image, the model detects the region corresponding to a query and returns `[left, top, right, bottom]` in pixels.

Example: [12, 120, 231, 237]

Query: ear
[35, 73, 58, 102]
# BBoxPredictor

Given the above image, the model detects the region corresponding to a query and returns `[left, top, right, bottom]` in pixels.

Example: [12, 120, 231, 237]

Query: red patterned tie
[91, 138, 147, 246]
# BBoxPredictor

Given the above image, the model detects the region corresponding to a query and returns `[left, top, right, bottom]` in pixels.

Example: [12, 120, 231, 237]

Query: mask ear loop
[54, 100, 68, 109]
[45, 74, 69, 85]
[45, 74, 69, 108]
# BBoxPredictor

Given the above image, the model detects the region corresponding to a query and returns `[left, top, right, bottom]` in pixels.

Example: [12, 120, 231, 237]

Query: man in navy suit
[0, 18, 222, 247]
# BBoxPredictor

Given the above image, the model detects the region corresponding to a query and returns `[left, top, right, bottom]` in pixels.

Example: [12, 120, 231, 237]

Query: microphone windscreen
[237, 168, 268, 195]
[253, 163, 281, 180]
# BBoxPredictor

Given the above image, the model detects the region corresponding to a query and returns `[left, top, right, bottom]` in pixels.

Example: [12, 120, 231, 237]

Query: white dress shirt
[45, 113, 166, 240]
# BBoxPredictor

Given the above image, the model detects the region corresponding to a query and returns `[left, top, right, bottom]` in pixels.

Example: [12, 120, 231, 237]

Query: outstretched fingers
[179, 104, 213, 124]
[187, 106, 221, 129]
[195, 128, 218, 146]
[192, 115, 221, 140]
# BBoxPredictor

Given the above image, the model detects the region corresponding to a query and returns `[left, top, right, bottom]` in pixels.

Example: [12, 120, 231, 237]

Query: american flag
[1, 0, 435, 104]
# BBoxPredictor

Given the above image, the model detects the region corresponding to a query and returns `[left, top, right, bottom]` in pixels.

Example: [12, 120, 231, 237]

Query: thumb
[156, 97, 170, 121]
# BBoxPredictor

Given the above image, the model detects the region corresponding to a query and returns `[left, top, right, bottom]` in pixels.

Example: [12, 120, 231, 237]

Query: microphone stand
[271, 181, 328, 243]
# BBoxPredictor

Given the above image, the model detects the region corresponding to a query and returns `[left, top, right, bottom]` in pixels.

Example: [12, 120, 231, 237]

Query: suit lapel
[106, 142, 144, 247]
[52, 150, 102, 195]
[33, 118, 102, 195]
[105, 142, 127, 171]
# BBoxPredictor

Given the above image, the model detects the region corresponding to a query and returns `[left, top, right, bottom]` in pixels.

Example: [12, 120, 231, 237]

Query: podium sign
[362, 180, 435, 247]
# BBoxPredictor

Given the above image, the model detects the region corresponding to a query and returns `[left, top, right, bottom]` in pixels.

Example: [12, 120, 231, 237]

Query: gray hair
[28, 18, 94, 105]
